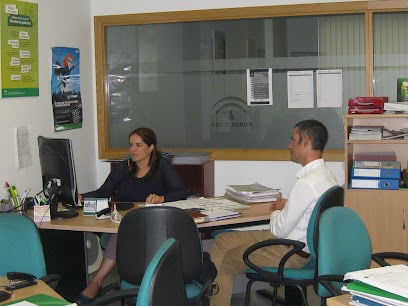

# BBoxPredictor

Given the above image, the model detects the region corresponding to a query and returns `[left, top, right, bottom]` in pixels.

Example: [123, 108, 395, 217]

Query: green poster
[1, 0, 39, 98]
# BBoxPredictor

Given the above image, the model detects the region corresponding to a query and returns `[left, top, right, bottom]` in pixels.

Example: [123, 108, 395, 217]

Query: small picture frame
[83, 198, 109, 216]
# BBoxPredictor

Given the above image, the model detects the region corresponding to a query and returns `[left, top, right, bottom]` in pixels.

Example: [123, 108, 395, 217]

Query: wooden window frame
[94, 0, 408, 161]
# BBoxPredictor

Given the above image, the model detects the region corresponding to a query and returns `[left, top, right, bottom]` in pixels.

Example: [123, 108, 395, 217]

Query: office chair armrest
[89, 288, 140, 306]
[372, 252, 408, 266]
[317, 274, 344, 296]
[243, 238, 305, 281]
[38, 274, 61, 290]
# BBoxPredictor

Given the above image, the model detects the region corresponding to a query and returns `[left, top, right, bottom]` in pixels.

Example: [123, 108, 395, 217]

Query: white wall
[90, 0, 346, 195]
[0, 0, 96, 200]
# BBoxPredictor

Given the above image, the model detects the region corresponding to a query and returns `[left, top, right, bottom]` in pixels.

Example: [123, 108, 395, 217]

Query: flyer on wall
[51, 47, 82, 131]
[0, 0, 39, 98]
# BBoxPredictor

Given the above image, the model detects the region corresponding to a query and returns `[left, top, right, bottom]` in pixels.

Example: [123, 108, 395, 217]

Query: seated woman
[76, 127, 189, 305]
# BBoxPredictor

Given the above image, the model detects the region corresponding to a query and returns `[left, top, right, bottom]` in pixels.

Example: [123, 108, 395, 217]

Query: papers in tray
[342, 265, 408, 306]
[225, 182, 280, 203]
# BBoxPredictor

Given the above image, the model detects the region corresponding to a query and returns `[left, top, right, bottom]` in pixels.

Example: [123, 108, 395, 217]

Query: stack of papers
[342, 264, 408, 306]
[384, 102, 408, 113]
[162, 197, 247, 223]
[224, 183, 281, 203]
[349, 125, 384, 140]
[170, 152, 211, 165]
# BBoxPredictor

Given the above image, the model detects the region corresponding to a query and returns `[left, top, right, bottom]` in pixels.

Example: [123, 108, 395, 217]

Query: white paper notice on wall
[316, 69, 343, 108]
[287, 70, 314, 109]
[246, 68, 273, 106]
[15, 126, 32, 168]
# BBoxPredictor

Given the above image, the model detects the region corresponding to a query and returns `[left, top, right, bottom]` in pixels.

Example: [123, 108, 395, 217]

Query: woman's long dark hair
[128, 127, 161, 179]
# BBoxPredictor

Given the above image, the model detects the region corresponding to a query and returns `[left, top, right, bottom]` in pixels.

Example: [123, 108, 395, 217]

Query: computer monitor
[37, 136, 79, 219]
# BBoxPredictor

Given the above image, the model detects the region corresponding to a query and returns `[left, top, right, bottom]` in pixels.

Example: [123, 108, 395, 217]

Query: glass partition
[104, 14, 365, 151]
[373, 12, 408, 100]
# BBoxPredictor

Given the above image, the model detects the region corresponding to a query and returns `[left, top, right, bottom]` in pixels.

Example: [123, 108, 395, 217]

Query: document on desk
[163, 197, 246, 222]
[163, 197, 249, 211]
[203, 207, 241, 222]
[344, 264, 408, 299]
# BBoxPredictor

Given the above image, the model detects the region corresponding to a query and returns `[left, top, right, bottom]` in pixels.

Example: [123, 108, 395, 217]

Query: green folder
[347, 281, 408, 303]
[4, 293, 73, 305]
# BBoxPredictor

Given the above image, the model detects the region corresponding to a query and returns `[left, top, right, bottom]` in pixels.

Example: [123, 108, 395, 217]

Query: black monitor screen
[37, 136, 79, 208]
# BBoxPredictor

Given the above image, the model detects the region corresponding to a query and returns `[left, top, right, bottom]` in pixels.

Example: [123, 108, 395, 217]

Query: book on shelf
[350, 125, 384, 132]
[349, 126, 383, 140]
[354, 151, 397, 161]
[349, 133, 383, 140]
[382, 128, 408, 139]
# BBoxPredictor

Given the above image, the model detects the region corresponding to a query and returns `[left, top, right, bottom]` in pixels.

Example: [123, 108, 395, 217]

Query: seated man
[208, 119, 339, 306]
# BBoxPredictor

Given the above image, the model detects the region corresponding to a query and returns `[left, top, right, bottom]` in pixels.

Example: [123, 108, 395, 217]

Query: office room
[2, 0, 408, 305]
[0, 0, 349, 227]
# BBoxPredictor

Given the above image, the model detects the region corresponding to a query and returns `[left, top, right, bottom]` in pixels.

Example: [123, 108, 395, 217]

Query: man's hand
[145, 194, 164, 204]
[269, 197, 286, 211]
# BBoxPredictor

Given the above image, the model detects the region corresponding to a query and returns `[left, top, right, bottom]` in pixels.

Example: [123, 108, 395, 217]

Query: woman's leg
[80, 257, 116, 298]
[78, 234, 117, 300]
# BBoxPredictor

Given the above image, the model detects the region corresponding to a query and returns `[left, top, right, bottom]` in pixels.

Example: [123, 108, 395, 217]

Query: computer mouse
[0, 290, 11, 302]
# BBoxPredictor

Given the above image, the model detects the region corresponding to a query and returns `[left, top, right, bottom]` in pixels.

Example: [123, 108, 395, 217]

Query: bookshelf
[344, 114, 408, 257]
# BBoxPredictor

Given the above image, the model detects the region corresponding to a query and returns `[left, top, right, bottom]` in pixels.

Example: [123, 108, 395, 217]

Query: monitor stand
[51, 209, 78, 220]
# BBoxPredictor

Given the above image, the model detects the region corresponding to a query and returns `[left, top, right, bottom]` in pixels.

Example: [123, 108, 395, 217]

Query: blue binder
[351, 167, 401, 179]
[349, 178, 400, 190]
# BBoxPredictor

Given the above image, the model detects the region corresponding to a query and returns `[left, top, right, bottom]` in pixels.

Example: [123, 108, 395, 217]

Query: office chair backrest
[116, 206, 202, 285]
[305, 185, 344, 269]
[137, 238, 189, 306]
[0, 213, 47, 278]
[316, 206, 372, 298]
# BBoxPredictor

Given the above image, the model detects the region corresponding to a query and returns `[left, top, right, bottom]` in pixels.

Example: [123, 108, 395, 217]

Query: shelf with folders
[343, 114, 408, 256]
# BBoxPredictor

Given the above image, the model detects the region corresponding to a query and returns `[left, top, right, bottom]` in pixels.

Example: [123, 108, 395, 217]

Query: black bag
[196, 251, 217, 285]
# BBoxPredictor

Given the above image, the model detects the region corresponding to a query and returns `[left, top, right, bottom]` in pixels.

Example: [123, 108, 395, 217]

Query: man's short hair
[294, 119, 328, 151]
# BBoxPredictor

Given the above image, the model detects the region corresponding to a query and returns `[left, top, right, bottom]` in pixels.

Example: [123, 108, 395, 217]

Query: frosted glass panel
[373, 12, 408, 101]
[105, 15, 365, 150]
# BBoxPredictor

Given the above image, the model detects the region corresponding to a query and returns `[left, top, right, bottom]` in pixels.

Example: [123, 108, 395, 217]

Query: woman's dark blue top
[83, 157, 189, 203]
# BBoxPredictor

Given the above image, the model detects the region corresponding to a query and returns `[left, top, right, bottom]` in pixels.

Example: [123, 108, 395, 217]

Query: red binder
[347, 97, 388, 114]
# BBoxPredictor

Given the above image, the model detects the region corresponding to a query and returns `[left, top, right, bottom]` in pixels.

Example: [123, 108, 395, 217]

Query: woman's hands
[145, 194, 164, 204]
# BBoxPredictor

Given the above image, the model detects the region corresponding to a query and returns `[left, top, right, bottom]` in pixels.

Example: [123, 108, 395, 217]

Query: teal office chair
[315, 206, 372, 304]
[90, 206, 215, 306]
[243, 185, 344, 306]
[0, 213, 61, 289]
[137, 238, 189, 306]
[315, 206, 408, 304]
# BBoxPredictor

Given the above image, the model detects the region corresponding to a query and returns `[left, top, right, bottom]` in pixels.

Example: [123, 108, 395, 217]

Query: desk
[29, 202, 271, 233]
[0, 278, 64, 305]
[26, 202, 270, 301]
[327, 294, 350, 306]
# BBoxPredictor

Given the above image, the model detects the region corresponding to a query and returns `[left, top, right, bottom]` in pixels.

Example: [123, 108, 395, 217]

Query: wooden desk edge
[27, 202, 271, 233]
[0, 278, 64, 305]
[327, 294, 351, 306]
